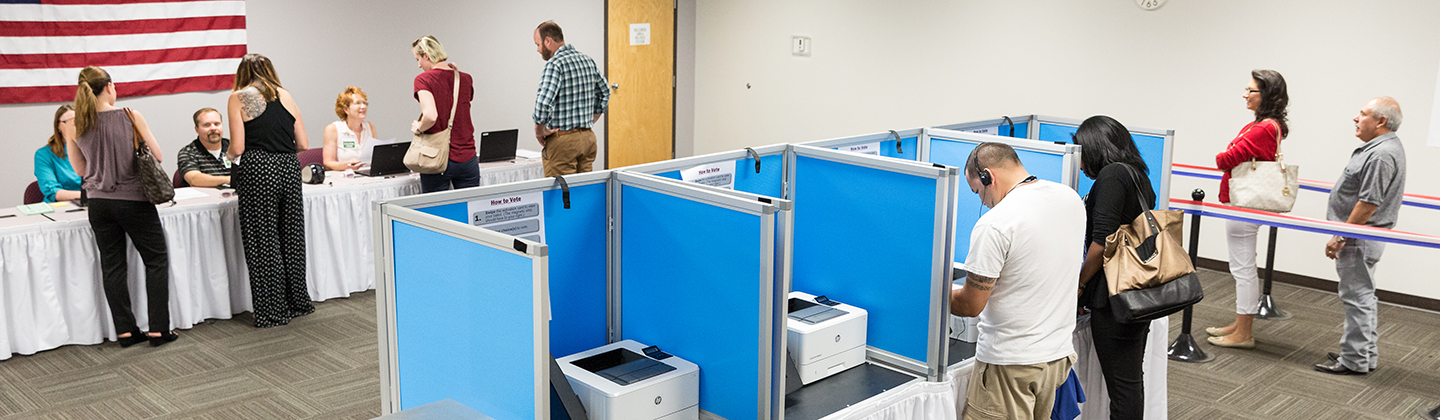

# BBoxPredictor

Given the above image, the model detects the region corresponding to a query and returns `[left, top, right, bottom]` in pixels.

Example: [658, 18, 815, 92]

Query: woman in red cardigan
[1207, 69, 1290, 349]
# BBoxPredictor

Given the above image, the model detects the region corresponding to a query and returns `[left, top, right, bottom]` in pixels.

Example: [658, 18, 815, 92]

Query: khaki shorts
[963, 354, 1076, 420]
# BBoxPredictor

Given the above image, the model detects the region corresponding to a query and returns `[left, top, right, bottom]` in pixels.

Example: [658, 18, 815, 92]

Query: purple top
[76, 109, 147, 202]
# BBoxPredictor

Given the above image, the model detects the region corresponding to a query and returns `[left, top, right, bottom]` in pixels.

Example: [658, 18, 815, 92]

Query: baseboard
[1196, 257, 1440, 312]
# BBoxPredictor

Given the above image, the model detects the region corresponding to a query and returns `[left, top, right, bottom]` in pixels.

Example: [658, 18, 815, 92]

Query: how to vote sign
[468, 191, 547, 243]
[838, 142, 881, 156]
[680, 161, 736, 190]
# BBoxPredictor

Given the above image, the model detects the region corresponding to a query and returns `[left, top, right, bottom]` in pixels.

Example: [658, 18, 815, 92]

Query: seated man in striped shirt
[532, 20, 611, 177]
[176, 107, 232, 188]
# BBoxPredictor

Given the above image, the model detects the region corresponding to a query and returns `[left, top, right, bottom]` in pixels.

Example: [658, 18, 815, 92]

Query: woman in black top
[1074, 115, 1155, 420]
[226, 54, 315, 327]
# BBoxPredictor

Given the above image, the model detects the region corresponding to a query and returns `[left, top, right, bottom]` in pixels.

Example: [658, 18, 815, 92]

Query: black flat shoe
[1326, 352, 1378, 372]
[117, 333, 147, 348]
[1314, 359, 1367, 375]
[149, 331, 179, 347]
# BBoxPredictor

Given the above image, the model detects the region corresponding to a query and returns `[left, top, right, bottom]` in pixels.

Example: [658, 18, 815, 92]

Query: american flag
[0, 0, 246, 104]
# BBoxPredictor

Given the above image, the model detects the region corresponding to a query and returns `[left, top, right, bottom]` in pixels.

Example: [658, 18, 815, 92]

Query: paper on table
[171, 187, 209, 201]
[360, 138, 401, 165]
[515, 149, 542, 159]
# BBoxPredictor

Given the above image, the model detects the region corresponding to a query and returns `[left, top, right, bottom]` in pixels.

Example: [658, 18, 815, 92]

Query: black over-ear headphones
[971, 152, 992, 186]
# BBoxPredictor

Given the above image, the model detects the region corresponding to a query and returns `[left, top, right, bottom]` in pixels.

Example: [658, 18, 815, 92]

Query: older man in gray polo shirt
[1314, 97, 1407, 376]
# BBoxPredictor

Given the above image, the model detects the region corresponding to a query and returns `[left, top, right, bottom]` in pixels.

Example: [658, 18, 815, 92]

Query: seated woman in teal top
[35, 104, 83, 203]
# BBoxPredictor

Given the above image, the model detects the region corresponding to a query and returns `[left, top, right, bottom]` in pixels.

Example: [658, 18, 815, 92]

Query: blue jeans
[419, 156, 480, 193]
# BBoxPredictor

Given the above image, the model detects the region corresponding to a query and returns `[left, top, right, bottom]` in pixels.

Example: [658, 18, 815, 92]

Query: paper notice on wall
[839, 142, 881, 155]
[1429, 59, 1440, 148]
[468, 191, 546, 244]
[680, 161, 736, 189]
[630, 23, 650, 46]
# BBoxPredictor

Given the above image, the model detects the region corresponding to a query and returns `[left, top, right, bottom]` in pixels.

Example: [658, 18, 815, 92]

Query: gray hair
[1371, 96, 1402, 131]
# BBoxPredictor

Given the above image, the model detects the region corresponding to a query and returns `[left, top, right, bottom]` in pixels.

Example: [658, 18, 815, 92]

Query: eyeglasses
[1244, 88, 1261, 95]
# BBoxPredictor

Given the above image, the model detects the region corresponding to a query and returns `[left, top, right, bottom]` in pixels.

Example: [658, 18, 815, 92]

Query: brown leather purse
[125, 108, 175, 204]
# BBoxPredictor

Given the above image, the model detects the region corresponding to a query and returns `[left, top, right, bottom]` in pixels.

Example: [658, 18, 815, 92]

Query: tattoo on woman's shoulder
[239, 88, 266, 120]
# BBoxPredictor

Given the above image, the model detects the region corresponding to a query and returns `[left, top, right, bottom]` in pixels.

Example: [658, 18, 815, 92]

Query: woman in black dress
[1074, 115, 1155, 419]
[226, 54, 314, 327]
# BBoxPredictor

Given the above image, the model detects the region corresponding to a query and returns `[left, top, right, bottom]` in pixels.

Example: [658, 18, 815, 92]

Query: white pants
[1225, 220, 1263, 315]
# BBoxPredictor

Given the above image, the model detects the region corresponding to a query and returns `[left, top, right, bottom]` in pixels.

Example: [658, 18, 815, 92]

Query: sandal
[148, 331, 179, 347]
[117, 332, 148, 348]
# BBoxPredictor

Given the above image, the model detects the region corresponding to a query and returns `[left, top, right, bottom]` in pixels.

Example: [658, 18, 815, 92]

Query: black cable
[744, 147, 761, 173]
[888, 130, 903, 154]
[554, 176, 570, 209]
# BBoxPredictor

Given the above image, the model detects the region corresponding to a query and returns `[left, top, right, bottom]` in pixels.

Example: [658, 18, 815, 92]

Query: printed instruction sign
[680, 161, 736, 189]
[468, 191, 546, 244]
[839, 142, 882, 156]
[968, 126, 1001, 135]
[630, 23, 651, 46]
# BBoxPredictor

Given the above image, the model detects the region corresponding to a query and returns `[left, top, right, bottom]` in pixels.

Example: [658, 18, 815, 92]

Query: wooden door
[606, 0, 674, 168]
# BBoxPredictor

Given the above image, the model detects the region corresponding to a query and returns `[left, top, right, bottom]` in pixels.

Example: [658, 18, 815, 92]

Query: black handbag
[1104, 164, 1203, 323]
[125, 108, 175, 204]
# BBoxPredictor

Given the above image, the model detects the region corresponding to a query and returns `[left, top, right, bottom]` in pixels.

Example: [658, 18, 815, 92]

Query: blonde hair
[73, 66, 111, 136]
[232, 53, 283, 102]
[47, 104, 74, 157]
[334, 86, 368, 120]
[411, 35, 447, 62]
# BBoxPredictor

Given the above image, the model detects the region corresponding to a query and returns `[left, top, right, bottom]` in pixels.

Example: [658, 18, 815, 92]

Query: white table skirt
[819, 317, 1169, 420]
[0, 159, 540, 360]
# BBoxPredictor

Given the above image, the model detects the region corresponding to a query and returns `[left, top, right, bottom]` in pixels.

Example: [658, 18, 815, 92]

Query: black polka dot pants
[235, 149, 314, 328]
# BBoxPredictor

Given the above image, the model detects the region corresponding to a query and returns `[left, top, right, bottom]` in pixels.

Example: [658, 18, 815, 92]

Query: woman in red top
[1208, 69, 1289, 349]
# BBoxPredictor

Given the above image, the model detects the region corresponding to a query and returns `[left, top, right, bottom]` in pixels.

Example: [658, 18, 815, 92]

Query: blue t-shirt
[34, 145, 82, 202]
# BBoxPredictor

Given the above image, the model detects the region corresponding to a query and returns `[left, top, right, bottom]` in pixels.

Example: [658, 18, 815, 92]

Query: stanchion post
[1169, 188, 1214, 363]
[1425, 403, 1440, 420]
[1256, 226, 1292, 320]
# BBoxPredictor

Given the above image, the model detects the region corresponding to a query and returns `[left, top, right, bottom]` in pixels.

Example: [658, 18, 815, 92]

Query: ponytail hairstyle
[1251, 69, 1290, 138]
[47, 103, 75, 157]
[411, 35, 448, 62]
[73, 66, 111, 136]
[233, 53, 283, 102]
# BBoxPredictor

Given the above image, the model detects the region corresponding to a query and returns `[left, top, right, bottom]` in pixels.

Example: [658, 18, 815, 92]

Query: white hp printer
[556, 340, 699, 420]
[786, 291, 868, 385]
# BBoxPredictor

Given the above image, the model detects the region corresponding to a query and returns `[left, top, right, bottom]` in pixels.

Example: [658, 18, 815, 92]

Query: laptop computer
[477, 129, 519, 163]
[357, 142, 411, 177]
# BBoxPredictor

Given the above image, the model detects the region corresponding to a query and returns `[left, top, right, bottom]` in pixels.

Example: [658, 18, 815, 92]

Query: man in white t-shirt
[951, 142, 1084, 420]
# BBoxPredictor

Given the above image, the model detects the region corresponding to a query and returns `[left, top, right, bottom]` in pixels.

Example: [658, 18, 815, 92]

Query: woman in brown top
[66, 66, 178, 347]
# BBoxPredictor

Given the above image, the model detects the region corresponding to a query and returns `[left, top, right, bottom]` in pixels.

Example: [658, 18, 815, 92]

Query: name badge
[342, 140, 357, 149]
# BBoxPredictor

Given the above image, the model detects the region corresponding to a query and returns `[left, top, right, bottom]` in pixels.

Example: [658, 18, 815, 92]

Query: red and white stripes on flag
[0, 0, 246, 104]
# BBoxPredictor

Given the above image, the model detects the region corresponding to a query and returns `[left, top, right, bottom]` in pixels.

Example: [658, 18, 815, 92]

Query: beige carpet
[1, 268, 1437, 419]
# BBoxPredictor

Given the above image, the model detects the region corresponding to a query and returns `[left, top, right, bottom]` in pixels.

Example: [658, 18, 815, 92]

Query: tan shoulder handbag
[403, 70, 459, 174]
[1102, 164, 1204, 323]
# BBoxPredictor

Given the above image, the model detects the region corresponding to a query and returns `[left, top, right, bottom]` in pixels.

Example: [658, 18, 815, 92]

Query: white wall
[694, 1, 1440, 300]
[0, 0, 605, 206]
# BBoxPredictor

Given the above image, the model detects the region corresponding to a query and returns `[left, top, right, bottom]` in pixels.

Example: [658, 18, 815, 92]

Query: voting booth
[801, 128, 925, 162]
[375, 170, 792, 420]
[942, 115, 1176, 209]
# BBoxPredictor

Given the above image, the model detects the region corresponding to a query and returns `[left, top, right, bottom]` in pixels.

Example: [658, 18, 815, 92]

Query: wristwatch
[1333, 236, 1347, 244]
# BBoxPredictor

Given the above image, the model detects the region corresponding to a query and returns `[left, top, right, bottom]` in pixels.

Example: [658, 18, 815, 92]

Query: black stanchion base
[1256, 294, 1293, 320]
[1423, 403, 1440, 420]
[1167, 333, 1215, 363]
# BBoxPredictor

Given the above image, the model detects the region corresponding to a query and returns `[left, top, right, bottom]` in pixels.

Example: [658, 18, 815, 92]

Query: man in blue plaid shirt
[533, 20, 610, 176]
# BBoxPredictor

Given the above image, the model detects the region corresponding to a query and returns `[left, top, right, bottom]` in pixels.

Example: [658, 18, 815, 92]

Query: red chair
[297, 148, 324, 168]
[173, 168, 189, 189]
[23, 181, 44, 204]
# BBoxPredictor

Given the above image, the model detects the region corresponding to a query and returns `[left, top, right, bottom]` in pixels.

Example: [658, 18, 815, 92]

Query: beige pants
[963, 354, 1075, 420]
[542, 129, 597, 177]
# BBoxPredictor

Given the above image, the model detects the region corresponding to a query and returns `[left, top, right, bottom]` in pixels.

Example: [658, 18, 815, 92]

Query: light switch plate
[792, 36, 812, 57]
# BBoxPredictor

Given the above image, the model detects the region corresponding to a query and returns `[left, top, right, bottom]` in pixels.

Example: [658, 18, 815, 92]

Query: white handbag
[1228, 129, 1298, 213]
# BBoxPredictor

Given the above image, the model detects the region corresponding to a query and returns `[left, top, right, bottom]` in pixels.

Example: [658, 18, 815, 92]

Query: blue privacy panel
[880, 136, 920, 161]
[620, 186, 765, 420]
[928, 140, 1066, 263]
[791, 156, 937, 363]
[543, 184, 609, 357]
[652, 154, 786, 198]
[416, 202, 467, 223]
[1037, 123, 1165, 202]
[392, 221, 537, 418]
